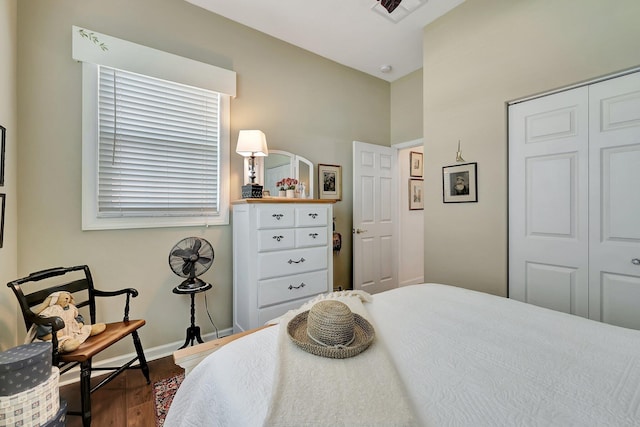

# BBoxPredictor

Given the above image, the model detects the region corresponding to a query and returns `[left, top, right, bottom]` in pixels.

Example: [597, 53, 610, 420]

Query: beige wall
[423, 0, 640, 296]
[391, 68, 423, 144]
[16, 0, 389, 356]
[0, 0, 18, 351]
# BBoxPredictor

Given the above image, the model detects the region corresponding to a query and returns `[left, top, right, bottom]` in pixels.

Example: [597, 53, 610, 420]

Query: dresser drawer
[258, 297, 324, 326]
[256, 206, 295, 229]
[258, 270, 328, 308]
[257, 247, 327, 279]
[296, 227, 328, 248]
[258, 229, 295, 252]
[296, 206, 329, 227]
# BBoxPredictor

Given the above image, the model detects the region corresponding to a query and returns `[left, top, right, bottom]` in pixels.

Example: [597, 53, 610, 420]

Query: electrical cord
[204, 292, 219, 339]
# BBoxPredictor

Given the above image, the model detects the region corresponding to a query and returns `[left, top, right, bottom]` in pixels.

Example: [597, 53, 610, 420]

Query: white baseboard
[58, 327, 233, 386]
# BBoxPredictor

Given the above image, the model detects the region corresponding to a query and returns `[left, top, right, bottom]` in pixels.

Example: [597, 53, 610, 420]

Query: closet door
[588, 72, 640, 329]
[508, 87, 589, 317]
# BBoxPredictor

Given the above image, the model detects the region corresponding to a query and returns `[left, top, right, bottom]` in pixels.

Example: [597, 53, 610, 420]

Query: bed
[166, 283, 640, 426]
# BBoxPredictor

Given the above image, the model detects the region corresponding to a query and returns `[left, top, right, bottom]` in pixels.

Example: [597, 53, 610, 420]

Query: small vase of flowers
[277, 178, 298, 198]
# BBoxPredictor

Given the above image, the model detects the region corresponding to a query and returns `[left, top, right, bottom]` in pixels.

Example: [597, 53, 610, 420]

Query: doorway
[352, 139, 424, 293]
[395, 140, 425, 287]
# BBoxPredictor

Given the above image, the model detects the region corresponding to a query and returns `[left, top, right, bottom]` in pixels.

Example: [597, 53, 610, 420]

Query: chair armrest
[93, 288, 139, 321]
[28, 313, 65, 365]
[94, 288, 139, 298]
[29, 312, 66, 332]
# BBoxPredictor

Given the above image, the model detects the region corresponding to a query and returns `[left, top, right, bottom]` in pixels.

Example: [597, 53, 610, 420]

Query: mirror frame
[246, 150, 314, 198]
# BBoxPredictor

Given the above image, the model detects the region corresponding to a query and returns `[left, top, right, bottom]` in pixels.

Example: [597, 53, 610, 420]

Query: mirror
[257, 150, 314, 198]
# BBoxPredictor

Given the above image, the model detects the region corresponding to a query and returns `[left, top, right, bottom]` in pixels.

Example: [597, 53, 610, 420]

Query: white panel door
[353, 141, 397, 293]
[588, 72, 640, 328]
[508, 87, 590, 316]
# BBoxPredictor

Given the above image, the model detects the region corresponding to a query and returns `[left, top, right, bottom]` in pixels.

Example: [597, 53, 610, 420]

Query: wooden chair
[7, 265, 150, 427]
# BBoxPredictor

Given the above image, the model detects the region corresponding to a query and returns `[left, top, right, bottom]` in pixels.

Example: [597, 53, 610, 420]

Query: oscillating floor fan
[169, 237, 214, 292]
[169, 237, 215, 349]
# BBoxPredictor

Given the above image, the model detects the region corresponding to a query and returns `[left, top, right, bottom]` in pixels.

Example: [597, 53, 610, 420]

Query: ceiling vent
[371, 0, 429, 23]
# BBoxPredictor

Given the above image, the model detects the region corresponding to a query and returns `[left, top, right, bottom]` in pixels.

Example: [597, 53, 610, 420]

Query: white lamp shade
[236, 130, 268, 157]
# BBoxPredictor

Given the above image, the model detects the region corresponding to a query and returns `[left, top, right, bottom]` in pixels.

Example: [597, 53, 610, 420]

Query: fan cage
[168, 237, 214, 279]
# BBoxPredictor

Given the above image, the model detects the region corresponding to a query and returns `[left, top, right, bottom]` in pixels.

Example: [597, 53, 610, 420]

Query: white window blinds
[97, 66, 221, 218]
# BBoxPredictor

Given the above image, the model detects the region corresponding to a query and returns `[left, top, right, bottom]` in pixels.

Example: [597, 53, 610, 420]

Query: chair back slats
[23, 278, 90, 307]
[25, 266, 81, 282]
[7, 265, 98, 329]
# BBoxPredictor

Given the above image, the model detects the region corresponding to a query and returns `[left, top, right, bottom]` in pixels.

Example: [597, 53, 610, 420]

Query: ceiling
[184, 0, 465, 82]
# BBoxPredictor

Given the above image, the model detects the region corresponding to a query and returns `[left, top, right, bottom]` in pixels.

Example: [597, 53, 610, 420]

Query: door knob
[354, 228, 368, 234]
[632, 258, 640, 265]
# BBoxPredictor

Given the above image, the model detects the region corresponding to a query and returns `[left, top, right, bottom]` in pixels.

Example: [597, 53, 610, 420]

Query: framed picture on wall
[409, 179, 424, 210]
[442, 162, 477, 203]
[409, 151, 423, 177]
[0, 125, 5, 186]
[318, 164, 342, 201]
[0, 193, 5, 248]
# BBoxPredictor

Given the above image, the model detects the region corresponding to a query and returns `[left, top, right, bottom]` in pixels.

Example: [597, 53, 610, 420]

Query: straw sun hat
[287, 300, 375, 359]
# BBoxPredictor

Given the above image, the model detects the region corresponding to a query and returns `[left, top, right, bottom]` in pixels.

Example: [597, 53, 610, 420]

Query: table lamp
[236, 130, 269, 198]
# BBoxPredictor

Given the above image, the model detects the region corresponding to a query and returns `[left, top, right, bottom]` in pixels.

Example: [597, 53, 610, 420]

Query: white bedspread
[165, 284, 640, 426]
[264, 291, 418, 427]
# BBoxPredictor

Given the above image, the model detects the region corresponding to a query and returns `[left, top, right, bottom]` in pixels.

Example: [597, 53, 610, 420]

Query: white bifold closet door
[509, 71, 640, 329]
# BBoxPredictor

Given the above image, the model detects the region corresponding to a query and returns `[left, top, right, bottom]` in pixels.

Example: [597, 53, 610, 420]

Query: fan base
[174, 278, 212, 293]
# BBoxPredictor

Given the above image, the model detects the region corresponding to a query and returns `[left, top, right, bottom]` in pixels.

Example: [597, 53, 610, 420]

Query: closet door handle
[632, 258, 640, 266]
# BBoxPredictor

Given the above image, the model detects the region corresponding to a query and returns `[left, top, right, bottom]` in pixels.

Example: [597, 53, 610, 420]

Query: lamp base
[242, 183, 263, 198]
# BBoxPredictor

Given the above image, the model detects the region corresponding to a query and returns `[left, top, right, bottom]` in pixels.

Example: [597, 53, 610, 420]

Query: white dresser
[232, 199, 335, 332]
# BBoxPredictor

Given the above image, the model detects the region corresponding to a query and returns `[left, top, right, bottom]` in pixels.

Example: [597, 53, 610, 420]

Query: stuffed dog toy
[35, 291, 106, 353]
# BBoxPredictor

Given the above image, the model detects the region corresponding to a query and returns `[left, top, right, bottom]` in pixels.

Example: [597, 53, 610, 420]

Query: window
[74, 26, 235, 230]
[98, 66, 221, 217]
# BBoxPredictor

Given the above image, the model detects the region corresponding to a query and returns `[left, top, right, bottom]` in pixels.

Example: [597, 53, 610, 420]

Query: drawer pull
[308, 213, 318, 219]
[272, 213, 284, 220]
[288, 282, 306, 290]
[272, 235, 285, 242]
[288, 257, 306, 264]
[309, 233, 318, 239]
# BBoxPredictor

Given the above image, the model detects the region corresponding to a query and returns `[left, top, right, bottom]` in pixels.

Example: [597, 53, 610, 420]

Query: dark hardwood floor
[60, 356, 184, 427]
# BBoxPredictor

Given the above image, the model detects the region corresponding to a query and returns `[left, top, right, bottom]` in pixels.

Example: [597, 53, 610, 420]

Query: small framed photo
[0, 193, 5, 248]
[442, 162, 477, 203]
[409, 179, 424, 210]
[0, 125, 5, 186]
[409, 151, 423, 178]
[318, 164, 342, 201]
